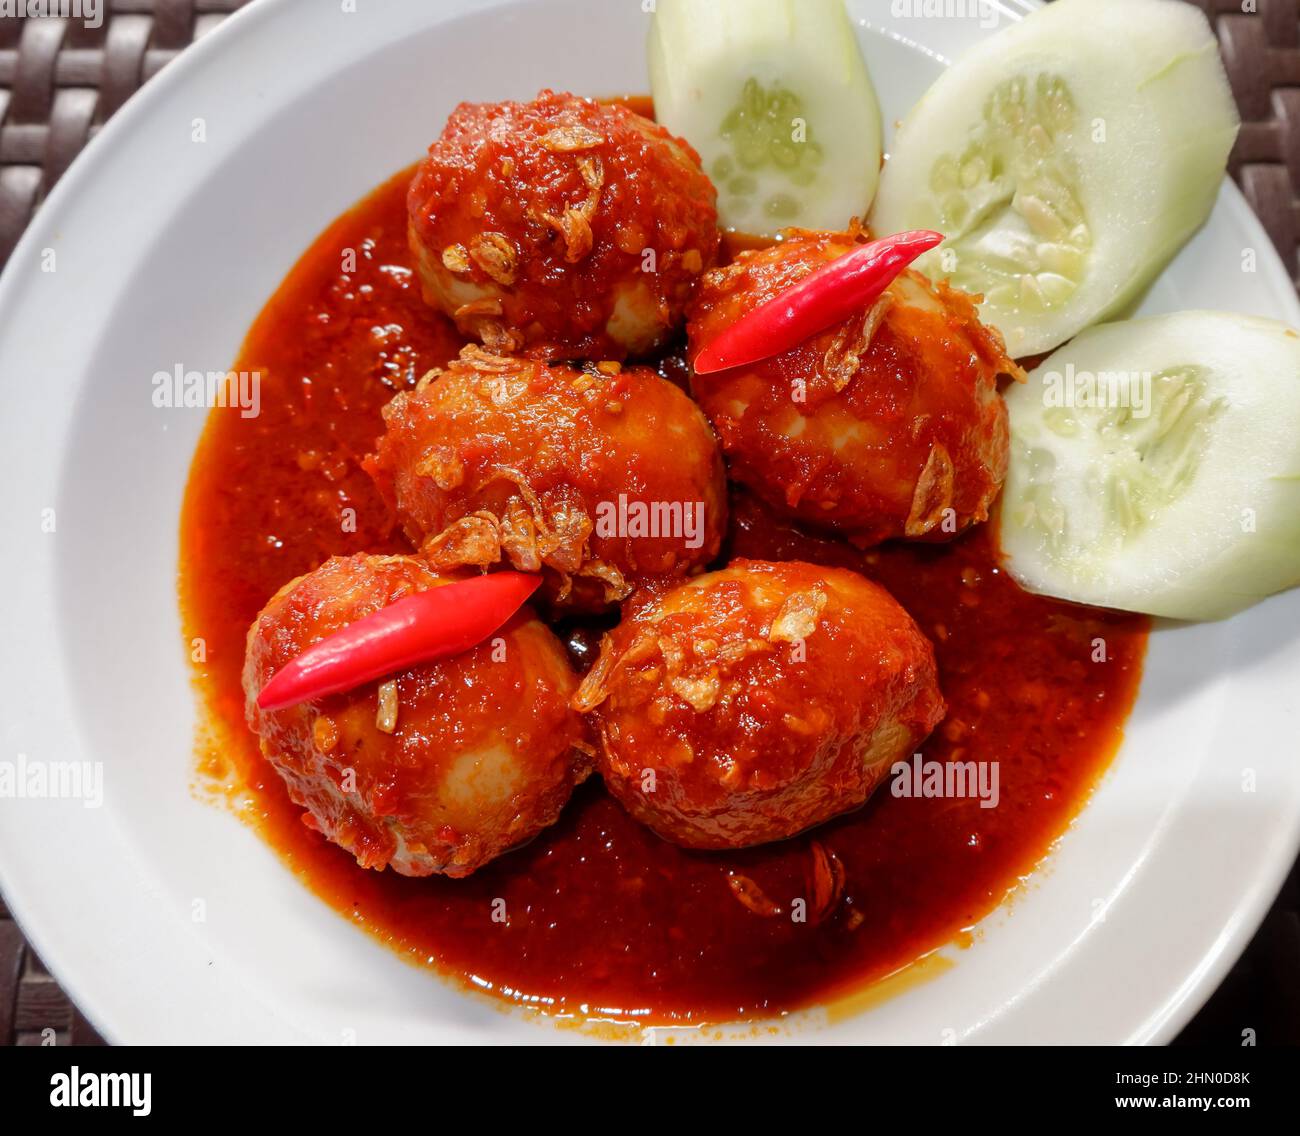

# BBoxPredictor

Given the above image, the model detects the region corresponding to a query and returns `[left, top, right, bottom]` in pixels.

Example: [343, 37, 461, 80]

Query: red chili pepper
[256, 571, 542, 711]
[693, 230, 945, 376]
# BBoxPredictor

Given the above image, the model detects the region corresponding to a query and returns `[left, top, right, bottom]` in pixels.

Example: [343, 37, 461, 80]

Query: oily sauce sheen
[180, 164, 1148, 1025]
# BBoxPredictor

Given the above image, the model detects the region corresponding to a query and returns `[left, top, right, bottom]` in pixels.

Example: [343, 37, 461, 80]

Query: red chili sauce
[180, 163, 1147, 1025]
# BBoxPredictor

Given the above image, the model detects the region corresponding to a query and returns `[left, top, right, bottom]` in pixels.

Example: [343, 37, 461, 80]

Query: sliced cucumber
[870, 0, 1238, 358]
[999, 312, 1300, 621]
[648, 0, 882, 237]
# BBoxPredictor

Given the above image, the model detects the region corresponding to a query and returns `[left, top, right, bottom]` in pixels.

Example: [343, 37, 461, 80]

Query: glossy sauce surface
[180, 165, 1148, 1024]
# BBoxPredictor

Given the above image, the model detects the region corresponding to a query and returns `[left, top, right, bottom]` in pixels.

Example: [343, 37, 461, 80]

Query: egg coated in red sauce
[577, 559, 945, 849]
[688, 229, 1018, 547]
[408, 90, 719, 360]
[243, 553, 590, 878]
[180, 163, 1147, 1025]
[366, 345, 727, 614]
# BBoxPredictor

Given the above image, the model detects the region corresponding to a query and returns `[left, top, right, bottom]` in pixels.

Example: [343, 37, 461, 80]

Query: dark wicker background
[0, 0, 1297, 1046]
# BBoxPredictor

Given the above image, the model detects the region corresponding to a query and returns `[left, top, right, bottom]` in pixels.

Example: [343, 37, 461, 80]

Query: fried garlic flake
[478, 319, 524, 355]
[905, 442, 956, 537]
[824, 293, 892, 394]
[580, 558, 631, 603]
[457, 343, 520, 371]
[768, 587, 828, 644]
[543, 156, 604, 263]
[312, 715, 339, 754]
[441, 244, 471, 275]
[654, 633, 720, 712]
[541, 125, 604, 152]
[468, 232, 518, 286]
[376, 681, 399, 734]
[423, 513, 503, 570]
[545, 207, 594, 264]
[414, 445, 464, 490]
[669, 671, 721, 713]
[727, 873, 783, 918]
[809, 840, 847, 924]
[453, 297, 503, 321]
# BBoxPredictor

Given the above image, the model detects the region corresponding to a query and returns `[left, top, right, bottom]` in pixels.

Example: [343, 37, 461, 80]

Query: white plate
[1, 0, 1297, 1045]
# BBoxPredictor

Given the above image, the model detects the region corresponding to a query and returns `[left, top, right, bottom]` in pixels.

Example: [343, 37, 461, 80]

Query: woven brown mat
[0, 0, 248, 264]
[1197, 0, 1300, 286]
[0, 0, 1297, 1047]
